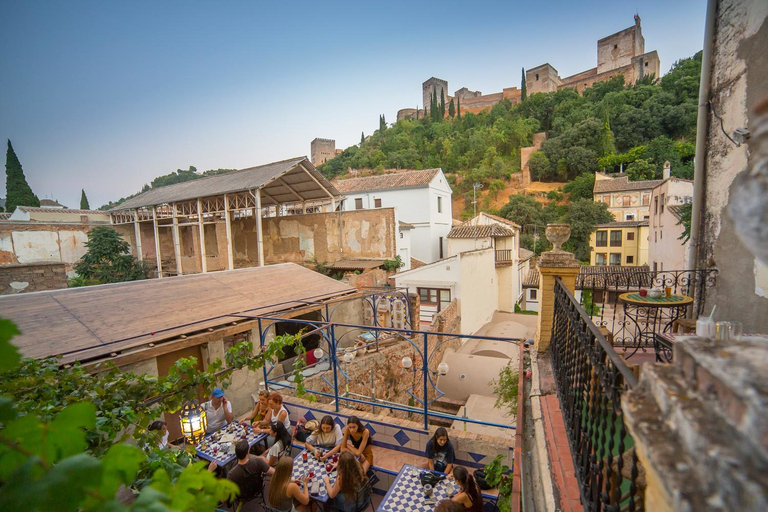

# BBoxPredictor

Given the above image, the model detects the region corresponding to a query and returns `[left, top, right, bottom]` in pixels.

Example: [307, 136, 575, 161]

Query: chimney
[663, 161, 671, 180]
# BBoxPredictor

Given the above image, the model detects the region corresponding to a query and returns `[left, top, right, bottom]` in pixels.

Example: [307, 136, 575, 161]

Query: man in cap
[202, 387, 234, 433]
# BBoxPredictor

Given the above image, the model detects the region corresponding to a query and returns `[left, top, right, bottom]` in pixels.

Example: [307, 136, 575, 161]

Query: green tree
[676, 202, 692, 242]
[563, 199, 614, 261]
[457, 97, 461, 119]
[74, 227, 150, 284]
[449, 98, 455, 118]
[527, 151, 552, 181]
[626, 158, 656, 181]
[499, 194, 547, 229]
[440, 89, 446, 118]
[361, 132, 365, 146]
[598, 117, 616, 157]
[521, 67, 527, 101]
[489, 179, 505, 200]
[80, 189, 90, 209]
[5, 140, 40, 213]
[562, 173, 595, 200]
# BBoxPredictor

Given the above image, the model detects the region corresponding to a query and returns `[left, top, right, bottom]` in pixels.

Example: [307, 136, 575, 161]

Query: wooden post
[197, 198, 207, 273]
[224, 194, 234, 270]
[133, 209, 143, 261]
[256, 189, 265, 266]
[171, 203, 183, 276]
[152, 206, 163, 278]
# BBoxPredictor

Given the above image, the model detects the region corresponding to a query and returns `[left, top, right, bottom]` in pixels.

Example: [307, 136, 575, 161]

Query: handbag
[473, 469, 493, 490]
[420, 471, 446, 487]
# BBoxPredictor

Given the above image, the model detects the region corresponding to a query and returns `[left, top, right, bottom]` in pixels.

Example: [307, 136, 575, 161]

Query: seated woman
[324, 452, 370, 512]
[259, 422, 293, 467]
[335, 416, 373, 474]
[267, 456, 311, 512]
[451, 466, 484, 512]
[257, 392, 291, 446]
[305, 415, 343, 458]
[424, 427, 455, 474]
[243, 389, 271, 427]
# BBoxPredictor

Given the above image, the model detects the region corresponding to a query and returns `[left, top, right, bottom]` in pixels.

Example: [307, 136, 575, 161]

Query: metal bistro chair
[329, 479, 375, 512]
[229, 477, 266, 512]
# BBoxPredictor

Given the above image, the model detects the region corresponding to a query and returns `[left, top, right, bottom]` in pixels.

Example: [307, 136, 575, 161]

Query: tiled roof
[17, 207, 107, 215]
[523, 268, 540, 287]
[595, 220, 649, 228]
[327, 259, 386, 270]
[0, 213, 11, 221]
[39, 199, 67, 208]
[593, 175, 663, 194]
[576, 265, 653, 290]
[447, 224, 515, 238]
[480, 212, 521, 229]
[519, 248, 534, 261]
[333, 169, 441, 194]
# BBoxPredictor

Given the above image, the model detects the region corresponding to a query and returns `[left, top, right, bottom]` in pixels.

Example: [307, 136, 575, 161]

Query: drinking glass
[424, 484, 433, 497]
[716, 322, 743, 341]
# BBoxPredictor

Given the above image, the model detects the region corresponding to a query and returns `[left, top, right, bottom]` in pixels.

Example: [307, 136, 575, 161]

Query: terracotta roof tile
[595, 220, 649, 228]
[17, 207, 108, 215]
[333, 169, 441, 194]
[481, 212, 522, 229]
[447, 224, 515, 238]
[523, 268, 540, 287]
[519, 248, 534, 261]
[593, 175, 663, 194]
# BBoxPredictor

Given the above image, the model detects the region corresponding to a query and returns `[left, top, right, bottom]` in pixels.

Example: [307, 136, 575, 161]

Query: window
[418, 287, 451, 312]
[643, 215, 649, 221]
[399, 232, 403, 239]
[642, 194, 650, 206]
[609, 253, 621, 265]
[626, 255, 634, 264]
[535, 74, 539, 81]
[627, 232, 635, 241]
[610, 231, 622, 247]
[654, 196, 658, 214]
[529, 289, 538, 301]
[595, 231, 608, 247]
[437, 196, 443, 213]
[374, 198, 382, 208]
[438, 237, 444, 259]
[614, 44, 618, 49]
[625, 214, 635, 221]
[601, 195, 611, 205]
[660, 193, 665, 214]
[595, 253, 607, 266]
[355, 198, 363, 210]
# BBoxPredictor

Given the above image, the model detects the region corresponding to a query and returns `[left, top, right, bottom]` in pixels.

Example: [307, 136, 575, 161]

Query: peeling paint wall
[701, 0, 768, 332]
[0, 223, 99, 275]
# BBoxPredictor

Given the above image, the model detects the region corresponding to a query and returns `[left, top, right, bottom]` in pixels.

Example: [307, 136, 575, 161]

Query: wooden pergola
[110, 157, 340, 277]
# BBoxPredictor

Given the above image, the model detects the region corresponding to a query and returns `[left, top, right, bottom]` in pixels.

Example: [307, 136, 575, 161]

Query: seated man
[209, 440, 274, 504]
[203, 388, 233, 433]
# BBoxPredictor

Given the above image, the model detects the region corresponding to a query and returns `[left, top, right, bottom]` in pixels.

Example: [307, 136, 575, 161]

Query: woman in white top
[257, 391, 290, 446]
[305, 415, 343, 459]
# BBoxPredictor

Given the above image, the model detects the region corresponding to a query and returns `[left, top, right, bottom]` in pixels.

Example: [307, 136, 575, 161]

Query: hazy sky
[0, 0, 706, 209]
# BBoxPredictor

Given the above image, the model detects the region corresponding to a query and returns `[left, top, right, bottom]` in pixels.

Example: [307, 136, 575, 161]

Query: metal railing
[551, 277, 644, 512]
[576, 267, 717, 356]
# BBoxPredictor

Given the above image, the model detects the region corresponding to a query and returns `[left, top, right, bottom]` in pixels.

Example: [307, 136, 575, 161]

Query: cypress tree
[521, 67, 527, 102]
[361, 132, 365, 145]
[80, 189, 90, 209]
[432, 89, 439, 122]
[440, 89, 446, 119]
[449, 98, 455, 118]
[457, 97, 461, 119]
[5, 140, 40, 213]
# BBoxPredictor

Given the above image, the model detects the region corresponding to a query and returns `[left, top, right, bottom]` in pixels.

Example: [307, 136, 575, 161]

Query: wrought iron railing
[551, 277, 643, 512]
[575, 267, 717, 356]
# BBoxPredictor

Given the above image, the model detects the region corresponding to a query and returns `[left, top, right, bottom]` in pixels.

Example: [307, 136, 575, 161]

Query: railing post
[331, 323, 340, 412]
[423, 332, 429, 430]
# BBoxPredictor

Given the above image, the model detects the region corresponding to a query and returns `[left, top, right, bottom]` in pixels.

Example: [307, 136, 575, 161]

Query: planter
[545, 223, 571, 252]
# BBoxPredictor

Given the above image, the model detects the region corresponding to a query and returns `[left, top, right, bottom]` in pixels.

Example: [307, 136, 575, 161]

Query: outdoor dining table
[378, 464, 454, 512]
[618, 292, 693, 357]
[195, 422, 267, 467]
[291, 449, 339, 510]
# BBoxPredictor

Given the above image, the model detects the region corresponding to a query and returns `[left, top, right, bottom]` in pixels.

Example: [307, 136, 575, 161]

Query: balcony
[495, 249, 513, 266]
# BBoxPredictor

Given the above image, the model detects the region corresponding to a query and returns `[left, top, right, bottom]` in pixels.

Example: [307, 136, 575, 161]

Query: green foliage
[520, 233, 551, 256]
[581, 289, 601, 316]
[74, 227, 150, 284]
[676, 202, 693, 243]
[563, 199, 614, 261]
[499, 194, 550, 229]
[626, 158, 657, 182]
[527, 151, 552, 181]
[448, 98, 455, 118]
[521, 67, 527, 102]
[484, 454, 514, 512]
[0, 318, 310, 510]
[513, 304, 538, 315]
[80, 189, 90, 210]
[491, 363, 519, 417]
[456, 97, 461, 119]
[382, 255, 404, 272]
[562, 173, 595, 200]
[5, 140, 40, 213]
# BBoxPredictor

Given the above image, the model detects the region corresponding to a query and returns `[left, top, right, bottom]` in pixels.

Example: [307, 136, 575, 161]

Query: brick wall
[0, 262, 68, 294]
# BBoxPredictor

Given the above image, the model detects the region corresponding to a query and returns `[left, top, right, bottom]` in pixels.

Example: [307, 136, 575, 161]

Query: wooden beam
[256, 189, 265, 266]
[152, 206, 163, 278]
[171, 204, 183, 276]
[299, 161, 335, 200]
[224, 194, 234, 270]
[197, 198, 207, 273]
[133, 209, 143, 261]
[276, 178, 304, 202]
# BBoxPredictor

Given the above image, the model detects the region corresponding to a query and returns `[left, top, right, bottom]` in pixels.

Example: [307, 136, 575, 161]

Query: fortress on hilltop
[398, 15, 660, 121]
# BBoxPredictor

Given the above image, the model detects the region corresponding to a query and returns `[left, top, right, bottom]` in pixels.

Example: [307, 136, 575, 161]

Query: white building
[334, 169, 453, 264]
[648, 175, 693, 272]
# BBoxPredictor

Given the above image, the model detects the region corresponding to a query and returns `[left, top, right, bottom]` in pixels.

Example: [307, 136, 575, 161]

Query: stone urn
[545, 223, 571, 252]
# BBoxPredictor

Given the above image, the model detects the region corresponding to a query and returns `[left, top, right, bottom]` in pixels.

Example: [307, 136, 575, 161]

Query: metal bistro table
[195, 422, 266, 468]
[291, 449, 339, 510]
[379, 464, 454, 512]
[618, 292, 694, 357]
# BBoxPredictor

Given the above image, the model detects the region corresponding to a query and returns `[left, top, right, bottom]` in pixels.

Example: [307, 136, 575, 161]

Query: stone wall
[311, 138, 336, 166]
[0, 262, 68, 294]
[0, 222, 96, 274]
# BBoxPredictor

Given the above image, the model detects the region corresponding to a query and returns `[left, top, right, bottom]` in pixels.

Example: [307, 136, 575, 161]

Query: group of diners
[185, 388, 486, 511]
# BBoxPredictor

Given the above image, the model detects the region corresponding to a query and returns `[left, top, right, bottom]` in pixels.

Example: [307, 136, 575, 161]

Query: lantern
[437, 362, 450, 376]
[401, 356, 413, 369]
[313, 348, 324, 360]
[179, 400, 207, 445]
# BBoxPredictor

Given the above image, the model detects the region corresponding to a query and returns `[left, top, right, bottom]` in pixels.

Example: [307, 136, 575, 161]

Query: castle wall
[597, 24, 644, 74]
[423, 77, 449, 112]
[311, 138, 336, 166]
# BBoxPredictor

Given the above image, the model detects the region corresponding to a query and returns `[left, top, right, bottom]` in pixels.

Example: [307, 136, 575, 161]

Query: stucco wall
[700, 0, 768, 333]
[0, 222, 97, 275]
[459, 248, 497, 334]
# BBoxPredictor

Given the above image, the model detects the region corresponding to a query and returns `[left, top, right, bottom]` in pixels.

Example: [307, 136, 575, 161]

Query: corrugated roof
[593, 176, 663, 194]
[523, 268, 540, 287]
[595, 220, 649, 228]
[447, 224, 515, 238]
[112, 157, 340, 211]
[0, 264, 355, 365]
[333, 169, 441, 194]
[16, 206, 107, 215]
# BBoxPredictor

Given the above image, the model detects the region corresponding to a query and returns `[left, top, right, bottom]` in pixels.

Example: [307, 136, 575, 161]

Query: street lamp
[472, 182, 483, 218]
[179, 400, 207, 445]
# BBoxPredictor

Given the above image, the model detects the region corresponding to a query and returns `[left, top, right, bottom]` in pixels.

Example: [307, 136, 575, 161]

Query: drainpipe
[687, 0, 717, 277]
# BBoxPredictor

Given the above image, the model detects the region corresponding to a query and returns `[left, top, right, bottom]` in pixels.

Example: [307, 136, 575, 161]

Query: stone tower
[422, 77, 448, 112]
[311, 138, 336, 166]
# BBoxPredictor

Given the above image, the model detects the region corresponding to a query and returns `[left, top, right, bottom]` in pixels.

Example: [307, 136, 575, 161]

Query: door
[156, 345, 205, 442]
[417, 287, 451, 323]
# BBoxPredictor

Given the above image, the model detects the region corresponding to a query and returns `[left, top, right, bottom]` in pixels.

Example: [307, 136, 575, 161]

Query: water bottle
[696, 316, 715, 338]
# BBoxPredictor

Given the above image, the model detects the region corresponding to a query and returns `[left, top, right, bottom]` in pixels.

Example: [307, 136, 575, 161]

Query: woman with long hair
[338, 416, 373, 473]
[424, 427, 455, 474]
[258, 392, 291, 446]
[451, 466, 483, 512]
[267, 456, 311, 512]
[306, 415, 343, 459]
[324, 451, 369, 512]
[261, 421, 293, 467]
[243, 389, 271, 427]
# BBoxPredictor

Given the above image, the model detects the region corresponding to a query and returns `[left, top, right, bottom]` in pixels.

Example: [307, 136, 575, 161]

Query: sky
[0, 0, 706, 209]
